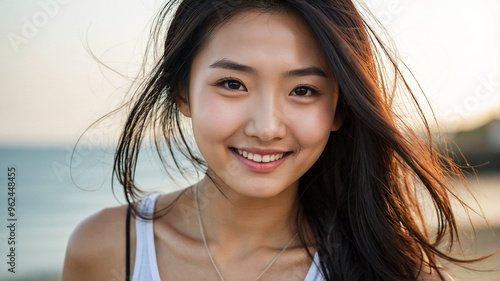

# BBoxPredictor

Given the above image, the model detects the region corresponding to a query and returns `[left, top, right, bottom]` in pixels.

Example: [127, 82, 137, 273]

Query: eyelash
[215, 77, 322, 97]
[291, 84, 322, 97]
[215, 77, 247, 91]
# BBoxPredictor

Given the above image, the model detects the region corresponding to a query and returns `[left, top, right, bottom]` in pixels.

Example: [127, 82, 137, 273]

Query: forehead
[195, 10, 328, 73]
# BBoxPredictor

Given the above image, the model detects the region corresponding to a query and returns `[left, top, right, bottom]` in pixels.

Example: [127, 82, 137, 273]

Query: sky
[0, 0, 499, 147]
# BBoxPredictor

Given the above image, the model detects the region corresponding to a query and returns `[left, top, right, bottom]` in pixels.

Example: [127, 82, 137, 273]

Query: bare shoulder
[61, 190, 187, 281]
[62, 205, 130, 281]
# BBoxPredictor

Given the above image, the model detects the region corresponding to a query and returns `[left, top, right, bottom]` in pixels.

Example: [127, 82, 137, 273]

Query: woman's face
[181, 10, 340, 199]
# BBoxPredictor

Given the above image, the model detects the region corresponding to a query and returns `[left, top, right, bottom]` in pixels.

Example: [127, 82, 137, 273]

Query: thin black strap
[126, 203, 132, 281]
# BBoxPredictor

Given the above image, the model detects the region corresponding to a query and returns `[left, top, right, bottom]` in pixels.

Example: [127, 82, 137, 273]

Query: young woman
[63, 0, 480, 280]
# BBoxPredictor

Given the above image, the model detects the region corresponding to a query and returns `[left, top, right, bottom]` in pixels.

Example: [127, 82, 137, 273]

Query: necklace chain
[194, 185, 298, 281]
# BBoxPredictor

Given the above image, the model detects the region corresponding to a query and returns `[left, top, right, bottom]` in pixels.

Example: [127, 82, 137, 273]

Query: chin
[232, 181, 297, 199]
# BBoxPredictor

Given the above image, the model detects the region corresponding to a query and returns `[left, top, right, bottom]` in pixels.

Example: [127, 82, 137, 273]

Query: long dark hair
[112, 0, 485, 280]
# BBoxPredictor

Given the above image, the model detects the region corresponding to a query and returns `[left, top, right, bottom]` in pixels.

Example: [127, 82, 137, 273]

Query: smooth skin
[62, 10, 453, 281]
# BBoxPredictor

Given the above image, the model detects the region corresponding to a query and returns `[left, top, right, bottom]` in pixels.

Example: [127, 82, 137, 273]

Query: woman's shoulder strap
[126, 203, 132, 281]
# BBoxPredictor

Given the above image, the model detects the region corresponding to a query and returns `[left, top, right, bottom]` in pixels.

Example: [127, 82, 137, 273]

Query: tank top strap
[304, 251, 325, 281]
[132, 194, 161, 281]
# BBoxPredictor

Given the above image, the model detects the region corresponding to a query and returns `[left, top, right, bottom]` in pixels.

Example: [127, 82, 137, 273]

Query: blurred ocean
[0, 146, 196, 281]
[0, 147, 498, 281]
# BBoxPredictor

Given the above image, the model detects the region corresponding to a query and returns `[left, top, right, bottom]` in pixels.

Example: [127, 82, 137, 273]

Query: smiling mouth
[232, 148, 289, 163]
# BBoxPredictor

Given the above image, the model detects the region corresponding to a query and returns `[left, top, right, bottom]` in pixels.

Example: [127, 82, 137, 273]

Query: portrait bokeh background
[0, 0, 499, 280]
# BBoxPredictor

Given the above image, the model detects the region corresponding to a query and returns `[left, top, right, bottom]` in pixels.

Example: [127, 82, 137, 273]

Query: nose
[244, 94, 287, 141]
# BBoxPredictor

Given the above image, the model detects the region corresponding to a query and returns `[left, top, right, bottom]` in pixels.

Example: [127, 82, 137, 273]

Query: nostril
[259, 128, 275, 142]
[244, 111, 287, 140]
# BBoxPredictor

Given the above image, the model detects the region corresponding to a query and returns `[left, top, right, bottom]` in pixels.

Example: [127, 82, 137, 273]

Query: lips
[230, 147, 291, 173]
[234, 148, 285, 163]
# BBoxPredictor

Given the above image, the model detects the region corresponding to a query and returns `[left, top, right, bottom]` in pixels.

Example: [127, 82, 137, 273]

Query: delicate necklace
[194, 185, 298, 281]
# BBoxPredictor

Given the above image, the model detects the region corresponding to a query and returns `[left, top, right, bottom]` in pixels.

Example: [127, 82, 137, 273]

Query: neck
[195, 175, 300, 252]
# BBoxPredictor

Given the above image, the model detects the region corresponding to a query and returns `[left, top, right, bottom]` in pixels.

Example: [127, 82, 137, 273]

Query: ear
[332, 80, 344, 132]
[331, 89, 343, 132]
[331, 109, 343, 131]
[176, 93, 191, 118]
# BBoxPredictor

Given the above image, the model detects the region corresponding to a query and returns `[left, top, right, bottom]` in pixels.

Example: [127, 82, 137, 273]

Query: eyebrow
[209, 58, 327, 78]
[283, 67, 327, 78]
[210, 59, 256, 74]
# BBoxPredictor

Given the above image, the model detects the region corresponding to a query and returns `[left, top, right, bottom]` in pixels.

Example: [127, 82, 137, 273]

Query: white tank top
[132, 194, 325, 281]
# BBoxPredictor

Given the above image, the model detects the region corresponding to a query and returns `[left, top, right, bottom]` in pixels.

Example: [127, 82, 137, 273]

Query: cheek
[287, 103, 335, 148]
[191, 93, 243, 143]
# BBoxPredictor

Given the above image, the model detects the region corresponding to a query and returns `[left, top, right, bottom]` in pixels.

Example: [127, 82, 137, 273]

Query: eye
[290, 85, 320, 97]
[216, 78, 247, 91]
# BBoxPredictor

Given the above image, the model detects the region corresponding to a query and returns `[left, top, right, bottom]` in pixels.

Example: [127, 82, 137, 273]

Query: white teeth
[262, 155, 270, 163]
[235, 149, 286, 163]
[253, 154, 262, 162]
